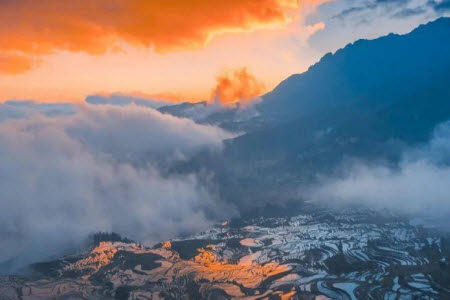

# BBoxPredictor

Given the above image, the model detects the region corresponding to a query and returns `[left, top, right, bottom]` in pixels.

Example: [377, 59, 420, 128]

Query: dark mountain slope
[259, 17, 450, 120]
[217, 18, 450, 212]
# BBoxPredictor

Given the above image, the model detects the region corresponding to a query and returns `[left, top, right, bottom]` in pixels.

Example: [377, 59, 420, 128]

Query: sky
[0, 0, 449, 103]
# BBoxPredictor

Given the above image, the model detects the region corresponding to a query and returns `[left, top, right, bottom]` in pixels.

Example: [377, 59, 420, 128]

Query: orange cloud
[0, 0, 332, 74]
[0, 53, 34, 74]
[211, 68, 266, 105]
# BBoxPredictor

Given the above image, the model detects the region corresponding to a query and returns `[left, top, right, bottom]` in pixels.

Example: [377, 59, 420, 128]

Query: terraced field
[1, 209, 449, 299]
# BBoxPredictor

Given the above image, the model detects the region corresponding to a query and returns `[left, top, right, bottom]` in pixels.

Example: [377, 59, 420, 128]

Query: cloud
[0, 53, 35, 74]
[0, 101, 74, 121]
[85, 93, 175, 109]
[331, 0, 432, 21]
[80, 68, 267, 127]
[428, 0, 450, 12]
[211, 68, 266, 106]
[309, 120, 450, 230]
[0, 104, 234, 272]
[392, 6, 427, 18]
[67, 104, 232, 160]
[0, 0, 333, 74]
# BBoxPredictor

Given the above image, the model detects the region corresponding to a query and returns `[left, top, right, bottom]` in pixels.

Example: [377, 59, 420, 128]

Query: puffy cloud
[0, 104, 234, 272]
[211, 67, 266, 106]
[309, 120, 450, 230]
[0, 0, 332, 74]
[67, 104, 232, 159]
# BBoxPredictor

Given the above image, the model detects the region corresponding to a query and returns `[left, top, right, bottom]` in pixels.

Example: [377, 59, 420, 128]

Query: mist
[0, 103, 235, 272]
[309, 120, 450, 230]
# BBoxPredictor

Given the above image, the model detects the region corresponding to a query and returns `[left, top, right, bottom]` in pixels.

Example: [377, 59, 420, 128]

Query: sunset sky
[0, 0, 448, 103]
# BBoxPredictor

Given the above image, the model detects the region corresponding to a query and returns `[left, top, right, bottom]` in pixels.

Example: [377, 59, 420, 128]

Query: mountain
[158, 101, 208, 118]
[205, 17, 450, 212]
[259, 17, 450, 121]
[158, 101, 267, 132]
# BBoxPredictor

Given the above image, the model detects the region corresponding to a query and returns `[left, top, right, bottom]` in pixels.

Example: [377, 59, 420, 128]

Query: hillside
[217, 18, 450, 212]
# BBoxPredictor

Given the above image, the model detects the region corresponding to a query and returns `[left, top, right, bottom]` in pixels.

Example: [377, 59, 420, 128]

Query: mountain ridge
[214, 17, 450, 212]
[258, 17, 450, 120]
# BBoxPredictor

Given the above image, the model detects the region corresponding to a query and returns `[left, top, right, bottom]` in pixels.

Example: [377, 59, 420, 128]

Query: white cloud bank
[309, 120, 450, 230]
[0, 103, 234, 271]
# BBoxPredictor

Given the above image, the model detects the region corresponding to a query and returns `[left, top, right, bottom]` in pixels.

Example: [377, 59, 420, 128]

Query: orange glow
[0, 53, 34, 74]
[211, 67, 266, 105]
[48, 241, 295, 298]
[0, 0, 306, 74]
[188, 247, 291, 291]
[0, 0, 331, 103]
[64, 241, 118, 278]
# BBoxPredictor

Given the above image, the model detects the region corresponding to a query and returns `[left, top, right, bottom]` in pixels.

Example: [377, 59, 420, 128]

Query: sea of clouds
[0, 101, 235, 272]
